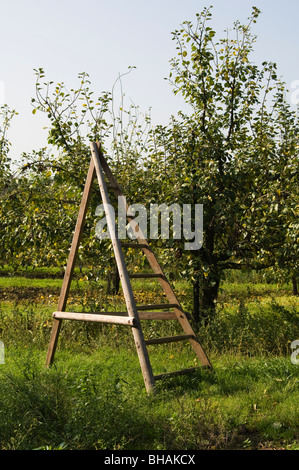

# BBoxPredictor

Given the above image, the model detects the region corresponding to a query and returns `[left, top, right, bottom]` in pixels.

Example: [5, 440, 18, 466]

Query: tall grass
[0, 347, 299, 450]
[0, 269, 298, 450]
[1, 292, 297, 359]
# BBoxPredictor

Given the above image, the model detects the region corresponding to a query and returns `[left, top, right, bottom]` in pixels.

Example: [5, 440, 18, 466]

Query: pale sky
[1, 0, 299, 163]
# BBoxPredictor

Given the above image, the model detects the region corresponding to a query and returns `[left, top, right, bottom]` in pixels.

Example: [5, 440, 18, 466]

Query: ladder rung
[145, 334, 195, 345]
[53, 311, 135, 326]
[121, 243, 150, 249]
[138, 312, 176, 320]
[154, 367, 200, 381]
[129, 273, 164, 279]
[136, 303, 180, 311]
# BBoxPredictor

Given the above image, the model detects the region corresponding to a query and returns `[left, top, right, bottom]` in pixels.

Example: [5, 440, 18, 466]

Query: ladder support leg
[46, 318, 62, 366]
[45, 158, 96, 367]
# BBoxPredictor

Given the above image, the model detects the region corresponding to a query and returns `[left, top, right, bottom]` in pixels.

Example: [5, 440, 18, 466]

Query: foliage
[0, 7, 298, 323]
[0, 105, 17, 185]
[143, 6, 299, 322]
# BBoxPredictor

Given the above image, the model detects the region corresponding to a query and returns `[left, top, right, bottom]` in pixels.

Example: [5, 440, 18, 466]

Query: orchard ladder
[45, 142, 211, 393]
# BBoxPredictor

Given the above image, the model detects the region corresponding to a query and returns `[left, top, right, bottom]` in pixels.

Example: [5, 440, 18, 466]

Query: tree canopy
[0, 6, 298, 326]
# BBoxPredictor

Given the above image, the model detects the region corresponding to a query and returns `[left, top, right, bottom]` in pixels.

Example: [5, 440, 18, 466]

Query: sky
[1, 0, 299, 163]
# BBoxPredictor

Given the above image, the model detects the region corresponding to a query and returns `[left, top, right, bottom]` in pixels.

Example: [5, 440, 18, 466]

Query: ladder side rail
[90, 143, 139, 320]
[137, 238, 211, 367]
[90, 142, 156, 393]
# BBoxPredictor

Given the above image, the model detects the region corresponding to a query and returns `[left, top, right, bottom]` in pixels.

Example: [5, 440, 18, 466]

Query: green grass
[0, 267, 298, 450]
[0, 347, 298, 450]
[0, 276, 64, 289]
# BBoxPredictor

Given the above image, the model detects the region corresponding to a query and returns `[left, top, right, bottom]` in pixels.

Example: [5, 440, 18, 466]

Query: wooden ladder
[45, 142, 212, 393]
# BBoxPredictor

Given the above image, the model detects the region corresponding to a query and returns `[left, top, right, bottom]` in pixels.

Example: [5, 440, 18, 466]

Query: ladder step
[53, 311, 136, 326]
[154, 367, 200, 381]
[129, 273, 164, 279]
[145, 334, 195, 345]
[136, 303, 180, 311]
[138, 312, 176, 320]
[121, 242, 150, 249]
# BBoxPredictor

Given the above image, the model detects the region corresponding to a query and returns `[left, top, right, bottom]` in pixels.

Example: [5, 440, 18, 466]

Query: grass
[0, 268, 298, 450]
[1, 348, 298, 450]
[0, 276, 64, 289]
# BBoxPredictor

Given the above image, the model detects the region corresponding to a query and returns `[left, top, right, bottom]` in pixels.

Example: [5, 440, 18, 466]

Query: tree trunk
[192, 274, 200, 327]
[113, 267, 120, 294]
[191, 223, 220, 328]
[192, 267, 221, 328]
[106, 265, 120, 295]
